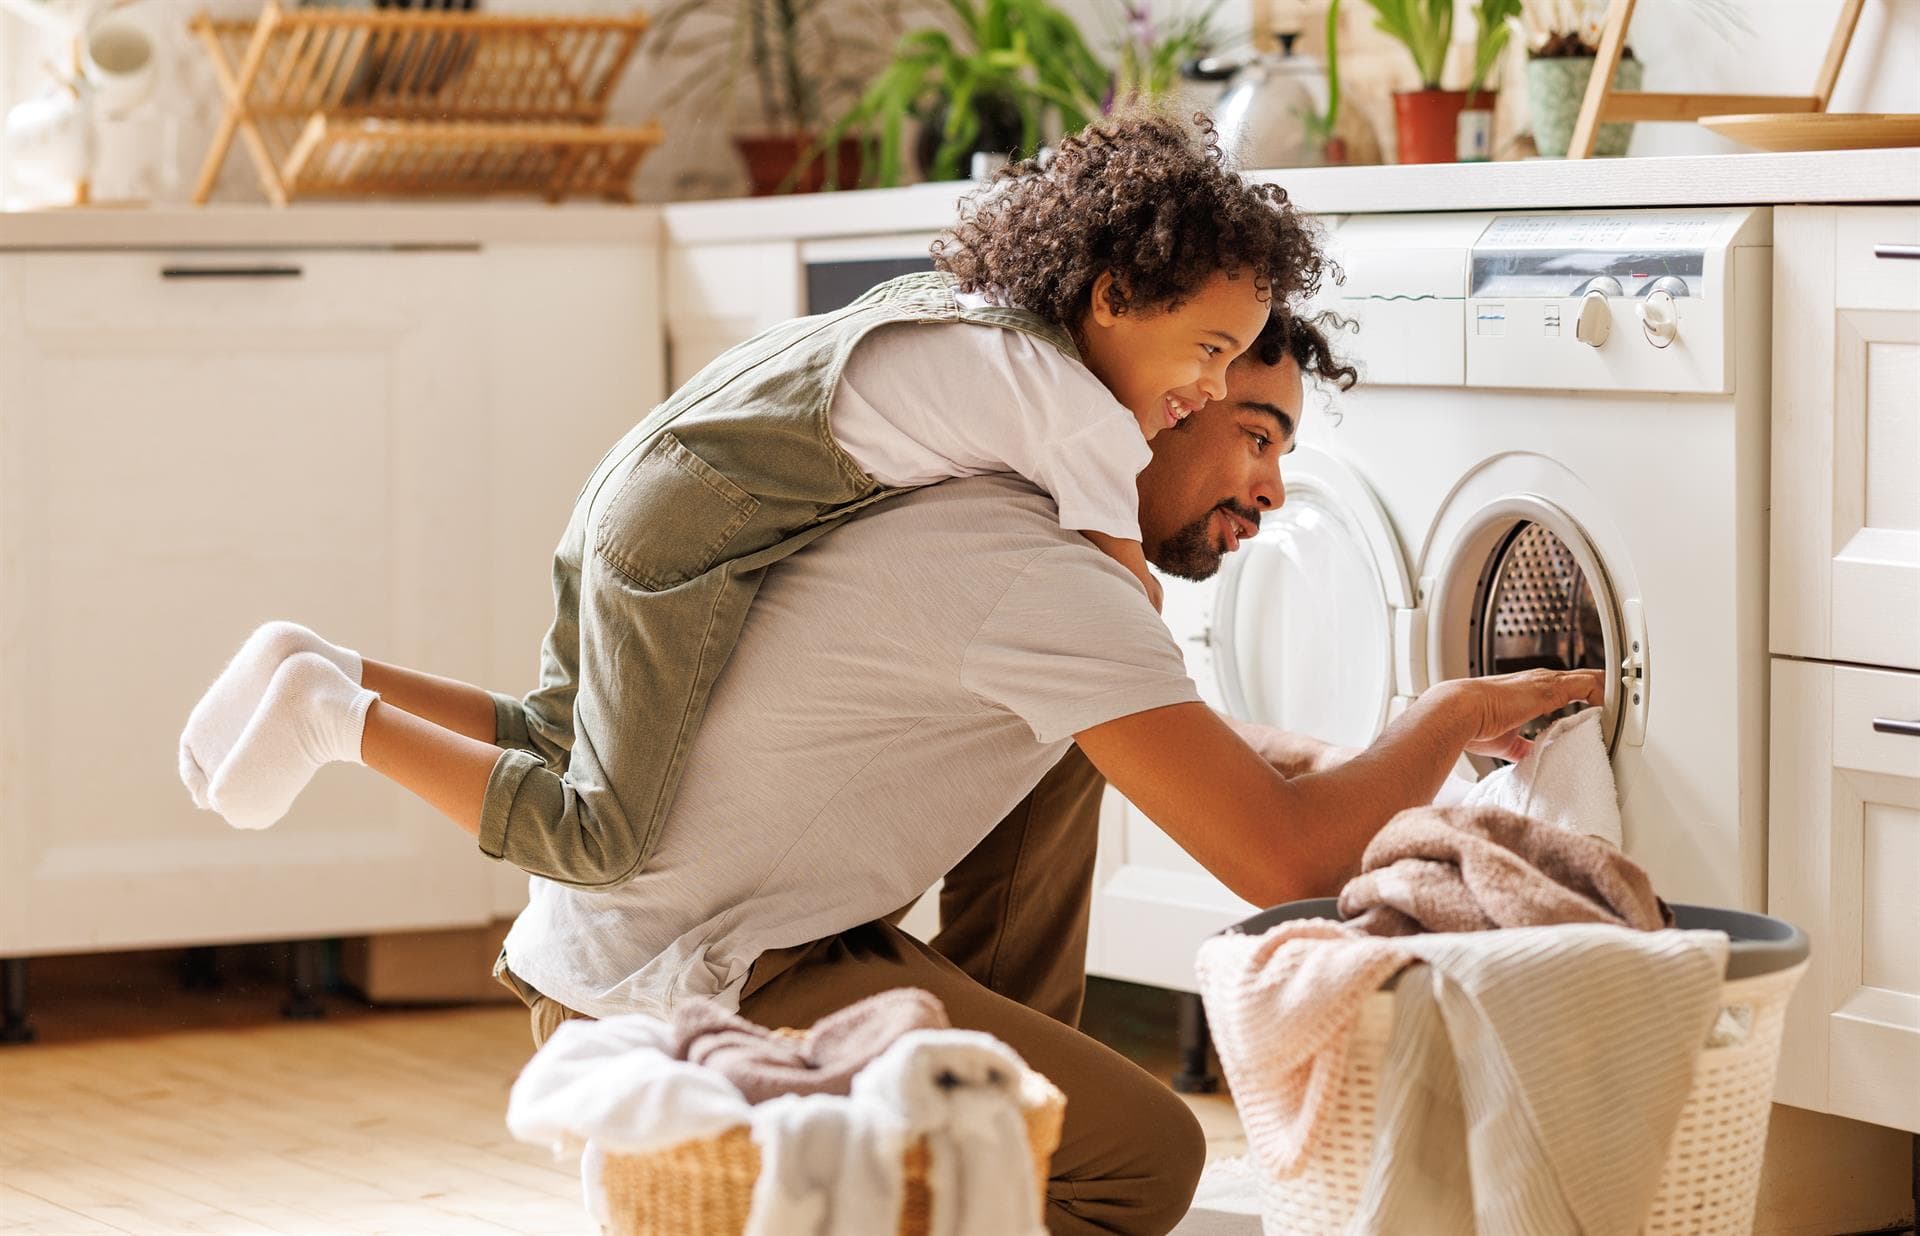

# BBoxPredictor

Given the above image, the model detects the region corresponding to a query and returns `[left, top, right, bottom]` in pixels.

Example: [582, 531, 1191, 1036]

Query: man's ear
[1087, 271, 1127, 328]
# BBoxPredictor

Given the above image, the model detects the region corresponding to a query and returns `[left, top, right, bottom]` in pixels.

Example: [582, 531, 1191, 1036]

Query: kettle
[1186, 32, 1338, 170]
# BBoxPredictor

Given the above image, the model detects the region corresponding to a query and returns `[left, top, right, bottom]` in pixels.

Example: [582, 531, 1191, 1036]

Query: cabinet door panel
[0, 251, 496, 955]
[1772, 206, 1920, 670]
[1770, 657, 1920, 1133]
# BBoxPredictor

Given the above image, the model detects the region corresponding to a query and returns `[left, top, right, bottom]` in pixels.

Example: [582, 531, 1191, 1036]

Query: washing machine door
[1416, 468, 1648, 770]
[1212, 445, 1417, 749]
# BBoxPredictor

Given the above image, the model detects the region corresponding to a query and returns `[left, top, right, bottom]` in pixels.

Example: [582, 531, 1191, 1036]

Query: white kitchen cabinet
[664, 240, 802, 389]
[0, 241, 664, 958]
[1769, 658, 1920, 1134]
[1771, 206, 1920, 673]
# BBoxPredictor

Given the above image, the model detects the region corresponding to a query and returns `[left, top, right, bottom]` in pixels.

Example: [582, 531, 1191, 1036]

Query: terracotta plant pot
[732, 134, 862, 196]
[1527, 55, 1644, 157]
[1391, 89, 1497, 165]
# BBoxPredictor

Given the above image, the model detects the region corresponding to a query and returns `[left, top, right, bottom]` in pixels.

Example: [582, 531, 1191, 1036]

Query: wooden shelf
[191, 2, 659, 205]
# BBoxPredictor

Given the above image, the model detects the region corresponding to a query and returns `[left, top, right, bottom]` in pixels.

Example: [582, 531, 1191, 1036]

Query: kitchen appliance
[1090, 208, 1775, 994]
[1186, 32, 1338, 170]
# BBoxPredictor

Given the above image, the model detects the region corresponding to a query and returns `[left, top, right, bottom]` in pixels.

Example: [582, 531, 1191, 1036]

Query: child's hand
[1144, 572, 1164, 613]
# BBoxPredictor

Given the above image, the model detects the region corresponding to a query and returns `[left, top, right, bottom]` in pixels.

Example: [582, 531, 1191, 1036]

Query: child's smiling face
[1075, 268, 1271, 441]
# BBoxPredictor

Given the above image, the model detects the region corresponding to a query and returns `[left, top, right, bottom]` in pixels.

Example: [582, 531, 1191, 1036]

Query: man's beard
[1152, 499, 1263, 581]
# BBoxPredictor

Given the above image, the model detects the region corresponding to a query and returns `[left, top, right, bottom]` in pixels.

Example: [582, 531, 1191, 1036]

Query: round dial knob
[1575, 289, 1613, 348]
[1637, 289, 1679, 348]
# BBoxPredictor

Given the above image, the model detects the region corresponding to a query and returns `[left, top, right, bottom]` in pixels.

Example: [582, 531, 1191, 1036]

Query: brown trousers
[499, 748, 1206, 1235]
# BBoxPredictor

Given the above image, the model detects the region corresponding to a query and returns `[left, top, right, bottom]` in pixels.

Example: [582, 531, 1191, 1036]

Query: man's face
[1136, 352, 1304, 581]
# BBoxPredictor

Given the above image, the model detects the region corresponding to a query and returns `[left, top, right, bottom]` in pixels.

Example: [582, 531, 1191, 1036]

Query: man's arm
[1075, 670, 1603, 907]
[1227, 719, 1358, 778]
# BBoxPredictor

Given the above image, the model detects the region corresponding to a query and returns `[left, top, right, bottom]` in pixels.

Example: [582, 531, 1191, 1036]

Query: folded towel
[505, 1013, 751, 1157]
[851, 1029, 1044, 1236]
[1350, 926, 1730, 1236]
[1459, 707, 1623, 847]
[674, 987, 951, 1104]
[1337, 804, 1671, 937]
[1194, 920, 1414, 1178]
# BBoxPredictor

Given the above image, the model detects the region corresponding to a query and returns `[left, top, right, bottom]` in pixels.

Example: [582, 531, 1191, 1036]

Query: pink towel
[1194, 921, 1411, 1178]
[671, 987, 950, 1104]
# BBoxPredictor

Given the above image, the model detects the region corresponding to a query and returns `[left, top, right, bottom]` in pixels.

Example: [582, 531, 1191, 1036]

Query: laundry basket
[1220, 900, 1809, 1236]
[595, 1062, 1065, 1236]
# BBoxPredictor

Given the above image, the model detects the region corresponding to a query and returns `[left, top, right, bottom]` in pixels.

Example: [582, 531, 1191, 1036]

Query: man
[495, 313, 1601, 1234]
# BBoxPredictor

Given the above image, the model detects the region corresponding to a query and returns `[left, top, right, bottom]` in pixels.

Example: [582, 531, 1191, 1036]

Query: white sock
[180, 621, 361, 809]
[207, 653, 378, 831]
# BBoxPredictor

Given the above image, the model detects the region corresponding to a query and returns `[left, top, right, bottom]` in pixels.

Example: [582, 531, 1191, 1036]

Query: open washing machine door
[1211, 445, 1419, 749]
[1415, 453, 1649, 774]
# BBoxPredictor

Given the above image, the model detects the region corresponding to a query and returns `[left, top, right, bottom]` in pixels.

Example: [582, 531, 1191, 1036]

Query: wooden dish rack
[190, 3, 662, 205]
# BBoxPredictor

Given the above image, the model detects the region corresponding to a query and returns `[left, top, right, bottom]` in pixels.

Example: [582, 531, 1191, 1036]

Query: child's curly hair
[932, 110, 1333, 328]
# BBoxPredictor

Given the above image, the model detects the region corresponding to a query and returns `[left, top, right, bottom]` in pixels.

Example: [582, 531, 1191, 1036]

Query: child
[178, 111, 1331, 889]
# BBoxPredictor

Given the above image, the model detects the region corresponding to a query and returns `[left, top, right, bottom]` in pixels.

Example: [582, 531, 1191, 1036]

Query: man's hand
[1428, 669, 1606, 763]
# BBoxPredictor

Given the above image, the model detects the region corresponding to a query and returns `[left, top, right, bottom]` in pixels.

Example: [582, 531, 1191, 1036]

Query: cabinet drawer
[1836, 206, 1920, 312]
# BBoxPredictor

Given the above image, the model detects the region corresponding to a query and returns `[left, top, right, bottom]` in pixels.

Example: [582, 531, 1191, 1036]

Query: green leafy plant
[648, 0, 913, 135]
[823, 0, 1110, 186]
[1468, 0, 1521, 93]
[1107, 1, 1224, 107]
[1362, 0, 1453, 90]
[1302, 0, 1344, 145]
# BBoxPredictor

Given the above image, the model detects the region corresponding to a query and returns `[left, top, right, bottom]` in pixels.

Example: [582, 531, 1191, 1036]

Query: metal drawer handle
[1872, 245, 1920, 261]
[1872, 717, 1920, 737]
[161, 265, 303, 280]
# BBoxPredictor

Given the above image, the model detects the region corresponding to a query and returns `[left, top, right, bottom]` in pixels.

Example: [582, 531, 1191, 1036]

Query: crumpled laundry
[744, 1028, 1042, 1236]
[1458, 707, 1623, 847]
[1196, 922, 1729, 1236]
[505, 1013, 751, 1157]
[1337, 803, 1672, 937]
[507, 1010, 1044, 1236]
[674, 986, 951, 1104]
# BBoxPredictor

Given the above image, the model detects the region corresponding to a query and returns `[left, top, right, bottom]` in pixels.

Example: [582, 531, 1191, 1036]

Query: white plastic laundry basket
[1222, 901, 1810, 1236]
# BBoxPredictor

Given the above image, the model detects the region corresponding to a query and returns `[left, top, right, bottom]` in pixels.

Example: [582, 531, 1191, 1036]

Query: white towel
[850, 1029, 1045, 1236]
[505, 1013, 752, 1157]
[1348, 925, 1730, 1236]
[743, 1092, 908, 1236]
[1460, 709, 1623, 848]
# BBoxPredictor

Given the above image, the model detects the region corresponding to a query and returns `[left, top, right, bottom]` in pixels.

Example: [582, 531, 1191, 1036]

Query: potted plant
[823, 0, 1110, 187]
[1360, 0, 1472, 164]
[1106, 0, 1224, 109]
[1511, 0, 1640, 157]
[648, 0, 911, 195]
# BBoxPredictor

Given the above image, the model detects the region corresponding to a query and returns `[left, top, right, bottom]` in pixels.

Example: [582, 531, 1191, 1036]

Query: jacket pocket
[593, 432, 760, 591]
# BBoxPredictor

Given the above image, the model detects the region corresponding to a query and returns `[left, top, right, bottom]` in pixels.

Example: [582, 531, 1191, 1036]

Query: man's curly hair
[931, 110, 1332, 330]
[1247, 309, 1359, 391]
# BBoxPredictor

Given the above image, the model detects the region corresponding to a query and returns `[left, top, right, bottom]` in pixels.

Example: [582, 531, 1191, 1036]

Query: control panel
[1464, 209, 1768, 395]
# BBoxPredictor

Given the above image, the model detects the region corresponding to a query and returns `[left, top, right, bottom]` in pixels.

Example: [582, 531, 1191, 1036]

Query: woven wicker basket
[597, 1068, 1065, 1236]
[1227, 902, 1811, 1236]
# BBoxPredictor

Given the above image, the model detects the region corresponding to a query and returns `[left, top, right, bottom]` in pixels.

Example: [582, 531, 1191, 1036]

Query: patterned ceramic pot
[1527, 54, 1644, 157]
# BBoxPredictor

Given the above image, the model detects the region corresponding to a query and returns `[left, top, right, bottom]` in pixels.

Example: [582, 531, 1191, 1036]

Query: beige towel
[673, 987, 950, 1105]
[1350, 926, 1730, 1236]
[1337, 805, 1671, 937]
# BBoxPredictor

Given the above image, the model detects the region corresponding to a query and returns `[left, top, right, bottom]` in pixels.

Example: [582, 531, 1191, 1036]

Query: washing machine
[1088, 208, 1773, 994]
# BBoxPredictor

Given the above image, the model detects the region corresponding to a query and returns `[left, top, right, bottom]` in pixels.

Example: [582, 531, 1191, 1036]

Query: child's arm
[1082, 530, 1163, 612]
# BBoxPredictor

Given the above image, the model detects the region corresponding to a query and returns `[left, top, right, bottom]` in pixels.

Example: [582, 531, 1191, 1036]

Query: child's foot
[180, 621, 361, 808]
[207, 653, 377, 831]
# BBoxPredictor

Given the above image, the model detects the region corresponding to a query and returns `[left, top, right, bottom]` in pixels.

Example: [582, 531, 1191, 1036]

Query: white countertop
[1, 149, 1913, 249]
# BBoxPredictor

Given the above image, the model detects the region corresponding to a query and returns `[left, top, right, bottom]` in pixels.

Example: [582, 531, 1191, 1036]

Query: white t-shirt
[502, 474, 1199, 1019]
[827, 294, 1148, 540]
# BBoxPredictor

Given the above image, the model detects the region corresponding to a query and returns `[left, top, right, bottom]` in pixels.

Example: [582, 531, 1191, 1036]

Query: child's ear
[1087, 271, 1128, 328]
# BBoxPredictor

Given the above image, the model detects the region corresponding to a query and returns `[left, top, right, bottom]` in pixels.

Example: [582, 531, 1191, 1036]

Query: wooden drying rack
[190, 3, 663, 205]
[1566, 0, 1864, 158]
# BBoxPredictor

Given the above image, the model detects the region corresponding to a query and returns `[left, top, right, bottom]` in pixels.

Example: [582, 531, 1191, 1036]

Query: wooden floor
[0, 949, 1242, 1235]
